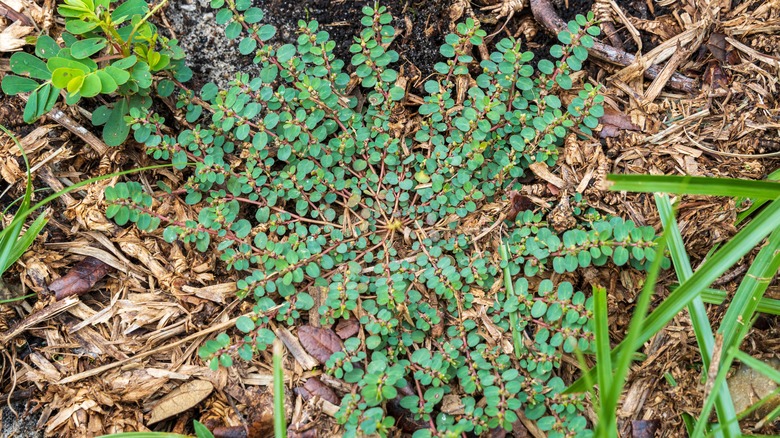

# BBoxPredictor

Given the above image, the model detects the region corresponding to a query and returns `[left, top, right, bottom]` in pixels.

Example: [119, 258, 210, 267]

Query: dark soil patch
[166, 0, 450, 90]
[2, 402, 43, 438]
[0, 95, 34, 135]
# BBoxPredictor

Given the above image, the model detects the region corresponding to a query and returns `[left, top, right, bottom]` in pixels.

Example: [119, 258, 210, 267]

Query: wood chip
[148, 380, 214, 425]
[276, 326, 319, 370]
[529, 162, 566, 188]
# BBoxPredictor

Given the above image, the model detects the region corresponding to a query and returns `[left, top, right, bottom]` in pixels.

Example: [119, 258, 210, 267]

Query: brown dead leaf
[505, 191, 533, 222]
[212, 426, 247, 438]
[297, 325, 343, 364]
[148, 380, 214, 425]
[706, 32, 729, 64]
[601, 107, 641, 131]
[599, 107, 641, 139]
[334, 317, 360, 340]
[297, 378, 340, 405]
[631, 420, 660, 438]
[288, 428, 318, 438]
[48, 256, 112, 300]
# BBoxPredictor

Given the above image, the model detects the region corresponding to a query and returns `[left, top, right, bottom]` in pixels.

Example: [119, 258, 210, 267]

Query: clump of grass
[571, 174, 780, 437]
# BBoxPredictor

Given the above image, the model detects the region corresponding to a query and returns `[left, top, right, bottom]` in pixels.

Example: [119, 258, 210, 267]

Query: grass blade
[733, 349, 780, 383]
[0, 292, 36, 304]
[274, 338, 287, 438]
[608, 175, 780, 200]
[718, 227, 780, 353]
[1, 212, 48, 273]
[679, 287, 780, 316]
[193, 419, 215, 438]
[0, 124, 34, 275]
[735, 168, 780, 225]
[692, 345, 739, 438]
[0, 163, 175, 258]
[656, 195, 739, 438]
[599, 235, 666, 438]
[500, 243, 523, 358]
[592, 285, 615, 437]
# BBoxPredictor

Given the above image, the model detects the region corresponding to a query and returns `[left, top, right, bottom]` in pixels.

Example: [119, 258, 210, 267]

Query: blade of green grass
[573, 347, 597, 411]
[274, 338, 287, 438]
[693, 345, 739, 438]
[718, 227, 780, 353]
[609, 175, 780, 200]
[656, 195, 739, 438]
[732, 346, 780, 384]
[736, 168, 780, 225]
[0, 163, 175, 255]
[756, 403, 780, 429]
[1, 212, 48, 273]
[0, 124, 35, 275]
[597, 236, 666, 438]
[500, 243, 523, 359]
[682, 412, 698, 437]
[676, 287, 780, 316]
[592, 285, 614, 437]
[0, 292, 36, 304]
[566, 196, 780, 394]
[701, 347, 780, 437]
[698, 228, 780, 437]
[737, 387, 780, 423]
[193, 420, 215, 438]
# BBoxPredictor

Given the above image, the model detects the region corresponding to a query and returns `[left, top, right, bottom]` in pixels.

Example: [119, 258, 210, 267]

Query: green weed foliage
[104, 2, 663, 436]
[1, 0, 191, 145]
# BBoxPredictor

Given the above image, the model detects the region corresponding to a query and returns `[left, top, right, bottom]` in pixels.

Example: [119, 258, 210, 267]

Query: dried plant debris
[297, 325, 344, 366]
[47, 256, 112, 300]
[297, 377, 340, 406]
[148, 380, 214, 425]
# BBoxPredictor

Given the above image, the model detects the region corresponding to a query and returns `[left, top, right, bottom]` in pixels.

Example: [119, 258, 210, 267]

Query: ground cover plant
[98, 2, 670, 435]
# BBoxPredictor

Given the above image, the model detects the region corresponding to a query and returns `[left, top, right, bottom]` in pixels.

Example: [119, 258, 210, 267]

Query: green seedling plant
[104, 2, 667, 436]
[569, 174, 780, 438]
[1, 0, 191, 146]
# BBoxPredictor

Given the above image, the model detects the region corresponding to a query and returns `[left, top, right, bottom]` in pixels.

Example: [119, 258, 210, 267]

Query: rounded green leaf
[51, 67, 83, 89]
[70, 38, 107, 59]
[1, 75, 40, 95]
[10, 52, 51, 80]
[531, 300, 548, 318]
[613, 246, 629, 266]
[35, 35, 60, 59]
[91, 70, 117, 94]
[65, 20, 98, 35]
[103, 99, 130, 146]
[66, 74, 84, 94]
[104, 65, 131, 85]
[236, 316, 255, 333]
[79, 72, 102, 97]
